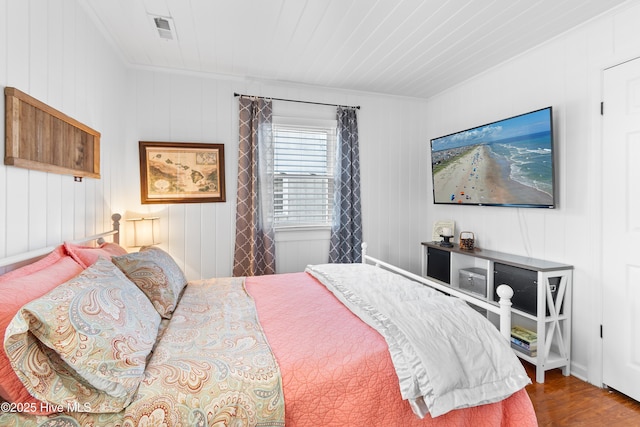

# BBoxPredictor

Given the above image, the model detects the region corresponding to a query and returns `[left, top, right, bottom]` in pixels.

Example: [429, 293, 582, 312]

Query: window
[272, 118, 337, 228]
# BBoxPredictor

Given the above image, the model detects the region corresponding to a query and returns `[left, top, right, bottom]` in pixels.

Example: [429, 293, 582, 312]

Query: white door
[602, 57, 640, 401]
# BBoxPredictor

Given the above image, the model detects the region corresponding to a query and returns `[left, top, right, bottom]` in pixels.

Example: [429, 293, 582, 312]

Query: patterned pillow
[112, 246, 188, 319]
[4, 257, 161, 413]
[0, 246, 83, 414]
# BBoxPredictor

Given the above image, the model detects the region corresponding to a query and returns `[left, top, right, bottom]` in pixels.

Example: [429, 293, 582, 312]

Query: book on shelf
[511, 336, 537, 351]
[511, 326, 537, 344]
[511, 342, 537, 357]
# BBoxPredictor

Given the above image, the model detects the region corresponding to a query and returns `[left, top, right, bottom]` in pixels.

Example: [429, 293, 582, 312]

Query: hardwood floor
[523, 362, 640, 426]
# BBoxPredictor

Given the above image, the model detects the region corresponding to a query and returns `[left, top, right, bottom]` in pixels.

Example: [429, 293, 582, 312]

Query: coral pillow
[4, 257, 161, 413]
[64, 241, 128, 268]
[0, 246, 83, 414]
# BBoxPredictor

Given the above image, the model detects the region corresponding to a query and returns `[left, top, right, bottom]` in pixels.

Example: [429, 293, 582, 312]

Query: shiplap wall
[123, 69, 426, 279]
[0, 0, 127, 263]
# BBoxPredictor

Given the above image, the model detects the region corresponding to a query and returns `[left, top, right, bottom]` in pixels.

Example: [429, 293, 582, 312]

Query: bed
[0, 217, 537, 426]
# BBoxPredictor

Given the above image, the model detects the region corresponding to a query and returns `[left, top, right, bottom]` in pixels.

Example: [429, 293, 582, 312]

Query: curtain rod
[234, 92, 360, 110]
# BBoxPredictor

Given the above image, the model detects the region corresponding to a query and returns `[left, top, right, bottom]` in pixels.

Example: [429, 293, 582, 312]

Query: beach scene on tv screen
[431, 108, 554, 207]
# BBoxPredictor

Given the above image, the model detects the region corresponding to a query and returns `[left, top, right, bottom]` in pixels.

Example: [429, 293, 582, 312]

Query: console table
[421, 242, 573, 383]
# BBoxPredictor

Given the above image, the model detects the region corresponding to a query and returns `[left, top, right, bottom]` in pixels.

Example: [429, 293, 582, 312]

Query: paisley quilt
[0, 277, 284, 427]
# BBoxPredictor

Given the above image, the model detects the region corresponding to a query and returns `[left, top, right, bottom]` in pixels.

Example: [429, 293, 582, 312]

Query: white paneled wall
[125, 69, 426, 277]
[123, 72, 239, 279]
[0, 0, 127, 263]
[275, 229, 331, 273]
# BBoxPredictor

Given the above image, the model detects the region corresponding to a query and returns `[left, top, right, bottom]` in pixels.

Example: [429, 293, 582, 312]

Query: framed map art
[139, 141, 226, 204]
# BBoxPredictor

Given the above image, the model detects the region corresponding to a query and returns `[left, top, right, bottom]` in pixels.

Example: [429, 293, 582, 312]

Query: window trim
[272, 116, 338, 230]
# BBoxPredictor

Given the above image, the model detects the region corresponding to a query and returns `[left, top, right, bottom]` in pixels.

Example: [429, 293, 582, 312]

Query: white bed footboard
[361, 243, 513, 341]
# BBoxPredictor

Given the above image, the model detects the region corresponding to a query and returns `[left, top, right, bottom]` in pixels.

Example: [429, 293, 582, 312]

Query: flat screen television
[430, 106, 555, 208]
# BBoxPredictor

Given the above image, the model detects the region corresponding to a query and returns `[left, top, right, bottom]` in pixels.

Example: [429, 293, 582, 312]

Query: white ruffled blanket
[305, 263, 530, 418]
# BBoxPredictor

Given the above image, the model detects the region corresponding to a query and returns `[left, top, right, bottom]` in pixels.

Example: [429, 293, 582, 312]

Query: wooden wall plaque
[4, 87, 100, 179]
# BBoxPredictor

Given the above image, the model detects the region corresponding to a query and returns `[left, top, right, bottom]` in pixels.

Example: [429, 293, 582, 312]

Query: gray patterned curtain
[329, 107, 362, 263]
[233, 97, 276, 276]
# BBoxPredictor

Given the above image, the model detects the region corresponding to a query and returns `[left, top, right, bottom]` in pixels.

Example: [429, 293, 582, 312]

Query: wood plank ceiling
[83, 0, 627, 99]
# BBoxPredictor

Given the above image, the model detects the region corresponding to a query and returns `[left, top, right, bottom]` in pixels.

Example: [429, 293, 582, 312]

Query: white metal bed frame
[361, 243, 514, 341]
[0, 214, 122, 270]
[0, 219, 513, 341]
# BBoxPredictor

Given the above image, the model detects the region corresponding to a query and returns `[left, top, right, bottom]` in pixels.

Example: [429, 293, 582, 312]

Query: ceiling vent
[150, 15, 176, 41]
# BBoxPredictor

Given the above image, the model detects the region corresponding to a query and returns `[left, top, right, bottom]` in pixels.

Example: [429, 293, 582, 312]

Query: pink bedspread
[246, 272, 537, 427]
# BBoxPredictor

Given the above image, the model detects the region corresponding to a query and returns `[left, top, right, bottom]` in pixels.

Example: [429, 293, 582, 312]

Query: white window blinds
[273, 119, 337, 227]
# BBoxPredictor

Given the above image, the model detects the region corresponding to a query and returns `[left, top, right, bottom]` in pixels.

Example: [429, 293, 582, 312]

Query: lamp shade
[126, 217, 160, 247]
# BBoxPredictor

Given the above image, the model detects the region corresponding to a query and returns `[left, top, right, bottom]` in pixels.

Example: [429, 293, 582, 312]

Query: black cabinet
[493, 262, 561, 316]
[426, 246, 450, 284]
